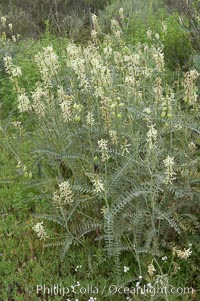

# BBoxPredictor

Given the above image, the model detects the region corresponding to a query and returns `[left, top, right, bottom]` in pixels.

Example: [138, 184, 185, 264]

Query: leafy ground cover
[0, 178, 199, 301]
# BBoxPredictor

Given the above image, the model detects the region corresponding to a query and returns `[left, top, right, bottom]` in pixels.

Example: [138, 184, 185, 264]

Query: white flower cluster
[100, 206, 108, 215]
[1, 16, 6, 26]
[12, 121, 22, 129]
[32, 221, 49, 240]
[160, 89, 174, 118]
[17, 92, 31, 113]
[154, 77, 163, 102]
[163, 155, 176, 185]
[4, 56, 22, 79]
[91, 13, 100, 39]
[31, 83, 48, 117]
[100, 96, 113, 124]
[91, 176, 104, 194]
[146, 124, 158, 151]
[124, 266, 129, 273]
[147, 263, 156, 276]
[98, 139, 110, 162]
[119, 7, 124, 20]
[109, 130, 118, 145]
[74, 265, 82, 272]
[88, 297, 96, 301]
[147, 29, 152, 39]
[69, 40, 112, 99]
[183, 69, 199, 106]
[90, 56, 112, 97]
[66, 43, 89, 91]
[59, 101, 72, 122]
[65, 29, 167, 106]
[173, 246, 192, 260]
[91, 13, 100, 32]
[53, 181, 74, 205]
[58, 86, 73, 122]
[111, 19, 121, 39]
[35, 46, 60, 84]
[86, 111, 95, 127]
[152, 47, 165, 72]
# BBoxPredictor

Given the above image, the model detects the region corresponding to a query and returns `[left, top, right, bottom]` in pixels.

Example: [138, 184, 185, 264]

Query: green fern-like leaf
[61, 236, 73, 261]
[33, 213, 65, 227]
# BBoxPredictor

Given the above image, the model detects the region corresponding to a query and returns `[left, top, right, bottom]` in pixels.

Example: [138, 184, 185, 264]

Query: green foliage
[99, 0, 194, 71]
[0, 38, 20, 118]
[128, 14, 194, 70]
[164, 0, 200, 51]
[0, 75, 16, 119]
[192, 54, 200, 73]
[99, 0, 161, 32]
[0, 152, 118, 300]
[162, 16, 193, 70]
[1, 177, 199, 299]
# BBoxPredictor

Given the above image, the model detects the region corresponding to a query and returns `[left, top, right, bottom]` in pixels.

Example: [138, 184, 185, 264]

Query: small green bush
[162, 15, 193, 70]
[126, 12, 194, 70]
[163, 0, 200, 51]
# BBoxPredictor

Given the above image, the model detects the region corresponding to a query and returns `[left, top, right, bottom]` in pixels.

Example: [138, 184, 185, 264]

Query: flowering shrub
[1, 12, 200, 281]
